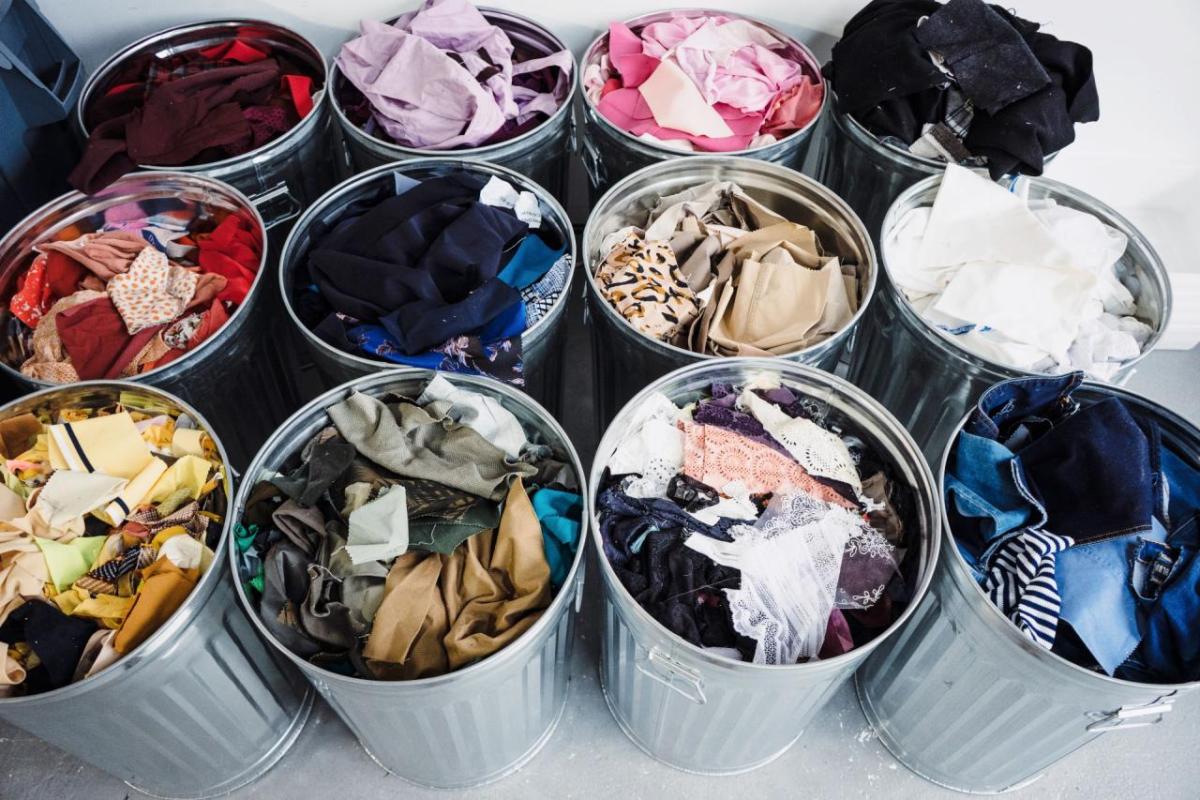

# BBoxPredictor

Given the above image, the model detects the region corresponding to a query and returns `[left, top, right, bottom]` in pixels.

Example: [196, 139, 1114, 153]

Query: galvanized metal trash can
[0, 381, 313, 799]
[590, 358, 940, 774]
[0, 172, 301, 470]
[75, 19, 337, 234]
[331, 7, 577, 203]
[814, 107, 1058, 246]
[584, 155, 877, 427]
[579, 10, 827, 198]
[279, 159, 576, 415]
[857, 383, 1200, 794]
[229, 369, 588, 789]
[846, 174, 1172, 463]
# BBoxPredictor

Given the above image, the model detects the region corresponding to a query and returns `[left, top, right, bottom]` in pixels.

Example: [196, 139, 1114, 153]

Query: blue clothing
[531, 487, 583, 590]
[497, 235, 565, 290]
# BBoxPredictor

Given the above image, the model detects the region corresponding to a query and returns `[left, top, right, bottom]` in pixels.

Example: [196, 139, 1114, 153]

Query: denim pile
[948, 373, 1200, 682]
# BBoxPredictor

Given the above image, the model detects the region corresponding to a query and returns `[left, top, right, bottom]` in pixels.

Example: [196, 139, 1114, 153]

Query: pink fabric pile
[585, 14, 824, 152]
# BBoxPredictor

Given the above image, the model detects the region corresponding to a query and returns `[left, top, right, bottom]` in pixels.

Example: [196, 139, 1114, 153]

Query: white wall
[38, 0, 1200, 291]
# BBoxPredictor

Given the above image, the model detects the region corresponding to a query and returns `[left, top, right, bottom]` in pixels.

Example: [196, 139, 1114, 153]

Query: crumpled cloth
[336, 0, 572, 149]
[824, 0, 1099, 178]
[588, 14, 823, 152]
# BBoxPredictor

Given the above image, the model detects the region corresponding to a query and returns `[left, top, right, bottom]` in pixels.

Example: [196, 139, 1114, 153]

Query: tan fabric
[597, 180, 860, 357]
[364, 479, 551, 680]
[0, 414, 43, 460]
[0, 531, 50, 626]
[37, 231, 147, 281]
[0, 642, 25, 686]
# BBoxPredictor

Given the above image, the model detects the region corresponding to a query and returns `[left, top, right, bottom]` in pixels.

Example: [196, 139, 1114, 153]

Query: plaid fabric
[126, 501, 207, 538]
[76, 545, 154, 594]
[521, 254, 571, 327]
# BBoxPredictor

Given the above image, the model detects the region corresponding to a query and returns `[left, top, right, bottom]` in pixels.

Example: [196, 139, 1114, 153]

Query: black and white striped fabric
[982, 529, 1075, 647]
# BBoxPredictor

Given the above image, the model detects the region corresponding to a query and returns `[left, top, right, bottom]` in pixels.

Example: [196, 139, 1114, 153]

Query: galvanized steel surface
[578, 9, 827, 197]
[814, 109, 950, 246]
[0, 172, 302, 470]
[846, 173, 1172, 463]
[589, 358, 940, 774]
[0, 381, 312, 799]
[583, 156, 876, 427]
[858, 383, 1200, 794]
[3, 320, 1200, 800]
[330, 8, 577, 203]
[75, 19, 338, 230]
[276, 159, 575, 416]
[226, 368, 589, 789]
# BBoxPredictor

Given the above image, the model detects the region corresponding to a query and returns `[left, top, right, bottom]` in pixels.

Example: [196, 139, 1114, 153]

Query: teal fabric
[497, 235, 564, 290]
[531, 488, 582, 589]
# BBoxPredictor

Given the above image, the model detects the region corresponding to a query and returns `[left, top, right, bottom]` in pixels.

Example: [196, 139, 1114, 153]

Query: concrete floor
[2, 298, 1199, 799]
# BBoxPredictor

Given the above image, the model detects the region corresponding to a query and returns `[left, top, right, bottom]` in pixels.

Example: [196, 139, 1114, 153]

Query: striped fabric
[982, 529, 1075, 647]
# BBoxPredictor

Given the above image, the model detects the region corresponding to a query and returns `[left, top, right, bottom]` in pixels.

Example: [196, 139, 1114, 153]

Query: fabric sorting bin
[0, 171, 297, 470]
[75, 19, 337, 234]
[330, 7, 577, 203]
[583, 155, 876, 427]
[0, 380, 312, 800]
[0, 0, 82, 233]
[278, 158, 576, 416]
[856, 382, 1200, 794]
[814, 109, 1059, 245]
[589, 357, 940, 774]
[228, 368, 588, 789]
[845, 174, 1171, 463]
[579, 10, 827, 198]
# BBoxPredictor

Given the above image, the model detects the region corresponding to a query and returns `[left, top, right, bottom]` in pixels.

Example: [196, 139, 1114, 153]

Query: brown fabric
[363, 478, 551, 679]
[112, 557, 199, 654]
[0, 414, 43, 459]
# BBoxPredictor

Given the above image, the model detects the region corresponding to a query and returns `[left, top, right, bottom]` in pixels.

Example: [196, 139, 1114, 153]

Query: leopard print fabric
[595, 232, 699, 342]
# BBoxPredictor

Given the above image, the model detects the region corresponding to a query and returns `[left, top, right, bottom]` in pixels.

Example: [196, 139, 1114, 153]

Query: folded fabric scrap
[823, 0, 1099, 178]
[237, 376, 583, 679]
[946, 371, 1200, 684]
[597, 372, 913, 665]
[336, 0, 573, 149]
[294, 171, 570, 385]
[7, 204, 262, 384]
[0, 403, 226, 698]
[71, 31, 322, 192]
[886, 164, 1152, 380]
[593, 179, 859, 356]
[585, 13, 824, 153]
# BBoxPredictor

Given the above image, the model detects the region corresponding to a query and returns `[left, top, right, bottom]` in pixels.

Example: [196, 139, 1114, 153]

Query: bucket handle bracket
[636, 646, 706, 705]
[248, 181, 301, 230]
[1086, 694, 1176, 732]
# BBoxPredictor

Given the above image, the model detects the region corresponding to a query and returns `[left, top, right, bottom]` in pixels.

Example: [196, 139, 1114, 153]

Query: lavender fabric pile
[335, 0, 573, 150]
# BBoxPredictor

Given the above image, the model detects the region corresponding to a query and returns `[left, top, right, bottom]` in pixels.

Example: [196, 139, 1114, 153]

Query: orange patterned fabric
[679, 420, 854, 507]
[105, 247, 198, 334]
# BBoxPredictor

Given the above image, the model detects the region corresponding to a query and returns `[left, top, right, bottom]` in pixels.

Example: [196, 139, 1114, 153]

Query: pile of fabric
[593, 180, 859, 355]
[237, 376, 582, 679]
[293, 171, 569, 385]
[585, 13, 824, 152]
[824, 0, 1099, 178]
[5, 200, 261, 383]
[0, 396, 227, 696]
[336, 0, 573, 150]
[72, 31, 321, 193]
[597, 374, 917, 664]
[948, 373, 1200, 683]
[886, 165, 1153, 379]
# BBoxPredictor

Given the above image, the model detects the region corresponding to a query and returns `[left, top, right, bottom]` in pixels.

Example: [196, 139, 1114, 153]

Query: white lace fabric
[737, 388, 863, 495]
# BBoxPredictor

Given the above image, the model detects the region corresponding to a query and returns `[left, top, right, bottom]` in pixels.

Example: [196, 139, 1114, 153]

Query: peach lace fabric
[679, 420, 853, 507]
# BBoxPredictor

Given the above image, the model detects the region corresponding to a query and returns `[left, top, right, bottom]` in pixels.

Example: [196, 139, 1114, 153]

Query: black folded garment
[824, 0, 1099, 178]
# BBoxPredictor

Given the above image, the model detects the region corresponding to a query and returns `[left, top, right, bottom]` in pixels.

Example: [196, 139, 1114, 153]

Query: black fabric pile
[824, 0, 1099, 178]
